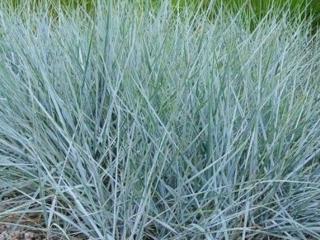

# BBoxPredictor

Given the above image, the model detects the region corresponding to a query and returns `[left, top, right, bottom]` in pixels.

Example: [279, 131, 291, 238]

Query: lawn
[0, 0, 320, 239]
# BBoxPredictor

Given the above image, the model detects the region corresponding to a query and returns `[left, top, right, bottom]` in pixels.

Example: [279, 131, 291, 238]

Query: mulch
[0, 224, 45, 240]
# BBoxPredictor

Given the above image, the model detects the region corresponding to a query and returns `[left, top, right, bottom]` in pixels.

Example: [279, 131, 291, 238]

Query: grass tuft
[0, 0, 320, 239]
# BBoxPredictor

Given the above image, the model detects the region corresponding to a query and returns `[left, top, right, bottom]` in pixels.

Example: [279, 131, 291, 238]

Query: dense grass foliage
[1, 0, 320, 239]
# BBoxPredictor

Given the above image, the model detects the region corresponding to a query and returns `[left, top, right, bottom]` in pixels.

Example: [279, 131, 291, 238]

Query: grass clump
[0, 0, 320, 239]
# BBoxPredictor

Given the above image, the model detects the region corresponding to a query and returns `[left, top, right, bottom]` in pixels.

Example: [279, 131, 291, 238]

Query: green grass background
[6, 0, 320, 16]
[6, 0, 320, 31]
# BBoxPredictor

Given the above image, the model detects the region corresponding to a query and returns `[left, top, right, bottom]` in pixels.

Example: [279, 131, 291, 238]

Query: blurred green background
[171, 0, 320, 29]
[6, 0, 320, 30]
[6, 0, 320, 15]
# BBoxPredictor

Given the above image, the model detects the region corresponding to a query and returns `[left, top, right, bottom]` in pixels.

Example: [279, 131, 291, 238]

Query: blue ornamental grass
[0, 0, 320, 239]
